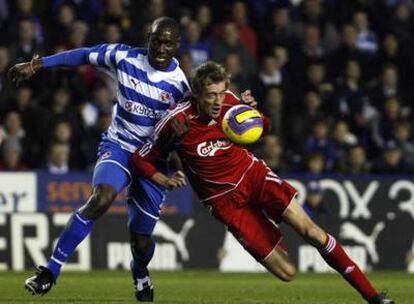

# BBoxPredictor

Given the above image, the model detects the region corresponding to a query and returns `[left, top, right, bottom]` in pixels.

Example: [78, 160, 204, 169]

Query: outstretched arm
[8, 44, 130, 86]
[8, 48, 91, 86]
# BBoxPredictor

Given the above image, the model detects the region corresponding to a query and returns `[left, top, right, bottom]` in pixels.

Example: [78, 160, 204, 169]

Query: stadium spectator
[369, 64, 405, 112]
[304, 119, 336, 171]
[262, 86, 284, 138]
[375, 33, 413, 93]
[334, 59, 375, 138]
[353, 10, 378, 54]
[0, 111, 26, 151]
[99, 0, 131, 38]
[46, 141, 70, 174]
[6, 84, 46, 165]
[373, 97, 405, 147]
[79, 83, 114, 128]
[0, 138, 28, 171]
[328, 24, 369, 80]
[304, 62, 334, 99]
[257, 134, 289, 174]
[304, 152, 325, 177]
[258, 55, 285, 88]
[261, 4, 296, 50]
[48, 4, 76, 50]
[392, 120, 414, 165]
[372, 140, 414, 174]
[388, 2, 414, 47]
[302, 180, 325, 218]
[290, 24, 326, 88]
[44, 86, 83, 141]
[332, 120, 358, 168]
[8, 0, 44, 46]
[10, 17, 43, 63]
[230, 1, 258, 58]
[0, 46, 13, 106]
[340, 145, 372, 174]
[211, 21, 256, 77]
[50, 120, 83, 169]
[181, 19, 210, 68]
[252, 47, 290, 101]
[51, 0, 101, 25]
[102, 23, 123, 44]
[224, 52, 250, 92]
[195, 3, 212, 41]
[287, 91, 326, 150]
[66, 20, 89, 49]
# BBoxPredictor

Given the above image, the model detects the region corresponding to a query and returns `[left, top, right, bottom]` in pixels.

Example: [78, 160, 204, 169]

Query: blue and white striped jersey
[87, 44, 190, 152]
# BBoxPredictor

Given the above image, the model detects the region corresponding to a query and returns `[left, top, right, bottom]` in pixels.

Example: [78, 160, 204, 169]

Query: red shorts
[207, 160, 297, 261]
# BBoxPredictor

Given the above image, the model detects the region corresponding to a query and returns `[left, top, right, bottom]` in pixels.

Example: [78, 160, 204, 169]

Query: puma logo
[339, 222, 385, 263]
[130, 78, 140, 89]
[153, 219, 195, 261]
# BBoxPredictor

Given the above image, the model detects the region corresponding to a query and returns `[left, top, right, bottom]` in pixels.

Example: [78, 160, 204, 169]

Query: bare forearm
[151, 172, 170, 188]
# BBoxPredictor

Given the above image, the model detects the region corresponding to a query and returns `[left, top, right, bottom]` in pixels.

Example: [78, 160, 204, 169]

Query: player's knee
[81, 185, 117, 220]
[277, 265, 296, 282]
[303, 224, 325, 247]
[130, 233, 152, 256]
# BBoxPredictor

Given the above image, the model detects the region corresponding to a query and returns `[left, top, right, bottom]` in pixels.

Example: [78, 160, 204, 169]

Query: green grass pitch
[0, 271, 412, 303]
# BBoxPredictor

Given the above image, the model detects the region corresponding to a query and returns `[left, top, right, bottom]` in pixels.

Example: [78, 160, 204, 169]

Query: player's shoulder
[161, 100, 192, 124]
[223, 90, 241, 107]
[126, 47, 147, 57]
[170, 100, 193, 119]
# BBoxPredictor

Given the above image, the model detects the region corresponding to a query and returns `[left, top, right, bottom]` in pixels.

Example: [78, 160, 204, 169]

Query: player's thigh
[212, 199, 283, 262]
[257, 173, 297, 223]
[93, 140, 132, 193]
[262, 246, 296, 282]
[128, 176, 165, 235]
[282, 199, 326, 246]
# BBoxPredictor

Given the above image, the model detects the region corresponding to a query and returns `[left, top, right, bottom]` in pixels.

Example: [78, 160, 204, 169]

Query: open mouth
[211, 107, 221, 116]
[155, 55, 167, 62]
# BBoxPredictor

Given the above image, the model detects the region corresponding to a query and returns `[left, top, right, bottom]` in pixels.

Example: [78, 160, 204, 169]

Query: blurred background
[0, 0, 413, 274]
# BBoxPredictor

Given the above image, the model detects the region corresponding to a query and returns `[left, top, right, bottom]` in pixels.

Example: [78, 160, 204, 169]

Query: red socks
[319, 234, 378, 301]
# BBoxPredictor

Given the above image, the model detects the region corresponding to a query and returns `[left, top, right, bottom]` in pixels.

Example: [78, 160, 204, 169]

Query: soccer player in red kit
[131, 62, 394, 304]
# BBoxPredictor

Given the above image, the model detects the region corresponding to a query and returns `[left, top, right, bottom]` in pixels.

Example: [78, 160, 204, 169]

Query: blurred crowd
[0, 0, 414, 177]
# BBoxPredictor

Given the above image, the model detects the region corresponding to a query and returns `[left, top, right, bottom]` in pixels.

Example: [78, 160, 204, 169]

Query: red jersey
[132, 91, 269, 202]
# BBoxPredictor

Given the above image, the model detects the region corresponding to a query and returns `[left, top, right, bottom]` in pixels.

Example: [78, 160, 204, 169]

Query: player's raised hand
[165, 170, 187, 190]
[8, 54, 41, 86]
[240, 90, 258, 108]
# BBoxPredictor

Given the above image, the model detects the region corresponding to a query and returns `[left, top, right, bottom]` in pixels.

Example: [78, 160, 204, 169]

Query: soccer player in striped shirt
[9, 17, 188, 302]
[131, 62, 394, 304]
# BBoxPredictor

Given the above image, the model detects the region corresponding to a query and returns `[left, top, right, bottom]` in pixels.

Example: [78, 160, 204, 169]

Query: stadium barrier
[0, 171, 413, 272]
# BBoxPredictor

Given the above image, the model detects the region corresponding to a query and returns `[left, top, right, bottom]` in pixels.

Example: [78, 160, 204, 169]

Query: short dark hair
[150, 17, 180, 37]
[190, 61, 230, 95]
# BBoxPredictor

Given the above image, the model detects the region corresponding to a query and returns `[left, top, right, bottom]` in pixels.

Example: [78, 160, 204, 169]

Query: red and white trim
[322, 234, 337, 254]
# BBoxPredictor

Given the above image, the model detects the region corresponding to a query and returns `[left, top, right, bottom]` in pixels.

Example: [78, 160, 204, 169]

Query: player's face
[148, 28, 180, 70]
[199, 81, 227, 118]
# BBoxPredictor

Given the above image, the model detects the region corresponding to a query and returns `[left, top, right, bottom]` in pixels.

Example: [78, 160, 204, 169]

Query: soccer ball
[222, 104, 264, 144]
